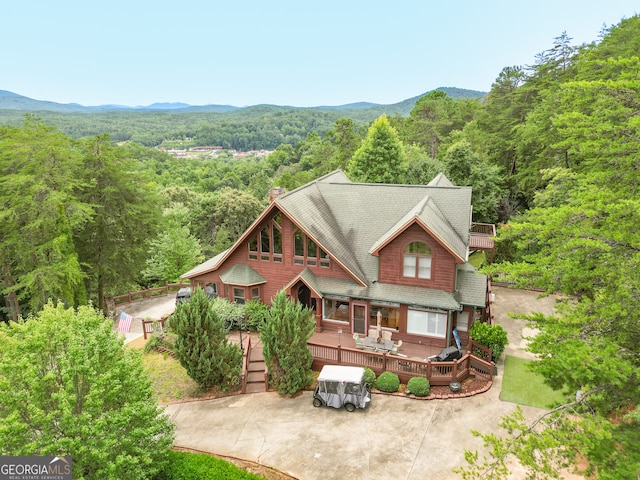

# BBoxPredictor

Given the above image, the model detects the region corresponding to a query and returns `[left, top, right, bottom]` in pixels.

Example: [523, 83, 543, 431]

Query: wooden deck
[310, 330, 444, 359]
[308, 331, 494, 386]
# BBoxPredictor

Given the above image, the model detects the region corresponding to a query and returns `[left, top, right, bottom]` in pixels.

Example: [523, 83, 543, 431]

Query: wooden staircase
[241, 335, 269, 394]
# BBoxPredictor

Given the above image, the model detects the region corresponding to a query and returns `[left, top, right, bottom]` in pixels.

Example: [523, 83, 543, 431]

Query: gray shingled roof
[219, 264, 266, 286]
[182, 171, 483, 312]
[294, 269, 461, 311]
[275, 173, 472, 285]
[455, 264, 488, 307]
[181, 249, 228, 278]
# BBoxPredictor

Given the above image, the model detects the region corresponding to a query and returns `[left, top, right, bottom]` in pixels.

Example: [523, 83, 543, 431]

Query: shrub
[375, 371, 400, 393]
[211, 298, 245, 330]
[362, 367, 376, 389]
[407, 376, 430, 397]
[154, 450, 261, 480]
[244, 300, 269, 331]
[469, 321, 508, 361]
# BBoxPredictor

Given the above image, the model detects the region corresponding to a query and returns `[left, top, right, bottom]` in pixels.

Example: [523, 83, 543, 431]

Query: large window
[249, 214, 282, 262]
[407, 309, 447, 338]
[403, 242, 432, 279]
[260, 227, 270, 261]
[323, 298, 350, 322]
[294, 229, 330, 268]
[369, 304, 400, 329]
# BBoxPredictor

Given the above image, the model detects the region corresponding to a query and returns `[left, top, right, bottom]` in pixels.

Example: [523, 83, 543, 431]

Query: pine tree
[347, 115, 406, 184]
[260, 291, 315, 395]
[171, 287, 242, 390]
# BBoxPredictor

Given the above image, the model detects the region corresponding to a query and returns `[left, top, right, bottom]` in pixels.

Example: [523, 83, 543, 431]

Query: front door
[352, 303, 367, 335]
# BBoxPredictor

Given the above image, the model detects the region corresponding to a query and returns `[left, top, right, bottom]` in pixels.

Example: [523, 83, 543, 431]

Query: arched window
[403, 241, 432, 279]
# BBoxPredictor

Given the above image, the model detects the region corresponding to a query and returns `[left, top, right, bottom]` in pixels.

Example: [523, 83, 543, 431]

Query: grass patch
[500, 355, 568, 408]
[143, 351, 203, 402]
[468, 251, 486, 269]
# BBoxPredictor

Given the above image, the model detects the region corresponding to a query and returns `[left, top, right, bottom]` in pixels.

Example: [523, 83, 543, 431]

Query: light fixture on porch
[337, 329, 342, 347]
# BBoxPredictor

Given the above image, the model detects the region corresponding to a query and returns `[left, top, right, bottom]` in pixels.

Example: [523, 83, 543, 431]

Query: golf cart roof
[318, 365, 365, 384]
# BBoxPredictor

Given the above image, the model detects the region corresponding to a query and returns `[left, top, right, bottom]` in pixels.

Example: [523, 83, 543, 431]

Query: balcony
[469, 223, 496, 263]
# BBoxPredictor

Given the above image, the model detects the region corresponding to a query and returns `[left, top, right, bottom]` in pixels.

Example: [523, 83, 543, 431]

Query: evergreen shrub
[375, 371, 400, 393]
[469, 321, 508, 361]
[407, 376, 430, 396]
[362, 367, 376, 389]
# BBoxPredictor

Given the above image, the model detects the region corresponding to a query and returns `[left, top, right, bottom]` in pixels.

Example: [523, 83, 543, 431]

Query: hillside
[0, 87, 485, 113]
[0, 87, 485, 149]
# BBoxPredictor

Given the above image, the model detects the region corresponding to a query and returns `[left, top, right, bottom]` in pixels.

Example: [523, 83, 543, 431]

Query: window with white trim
[403, 242, 432, 279]
[233, 287, 245, 304]
[407, 309, 447, 338]
[457, 311, 469, 332]
[323, 298, 350, 322]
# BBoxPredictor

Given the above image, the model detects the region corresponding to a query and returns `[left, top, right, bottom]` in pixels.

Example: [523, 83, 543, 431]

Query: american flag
[118, 311, 133, 333]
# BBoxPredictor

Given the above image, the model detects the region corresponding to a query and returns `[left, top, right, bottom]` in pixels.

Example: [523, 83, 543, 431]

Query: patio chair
[368, 328, 378, 339]
[353, 335, 365, 349]
[390, 339, 403, 355]
[382, 331, 392, 341]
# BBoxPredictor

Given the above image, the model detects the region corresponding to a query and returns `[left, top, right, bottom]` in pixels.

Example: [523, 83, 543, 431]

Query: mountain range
[0, 87, 486, 114]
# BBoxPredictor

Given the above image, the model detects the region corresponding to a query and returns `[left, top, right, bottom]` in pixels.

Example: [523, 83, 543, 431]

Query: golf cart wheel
[344, 403, 356, 412]
[313, 398, 323, 407]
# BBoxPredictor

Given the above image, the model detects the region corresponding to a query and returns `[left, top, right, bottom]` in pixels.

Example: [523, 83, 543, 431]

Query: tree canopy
[0, 302, 174, 479]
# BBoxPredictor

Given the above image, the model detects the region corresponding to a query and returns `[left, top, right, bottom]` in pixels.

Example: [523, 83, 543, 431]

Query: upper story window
[248, 214, 283, 262]
[294, 229, 330, 268]
[403, 241, 432, 279]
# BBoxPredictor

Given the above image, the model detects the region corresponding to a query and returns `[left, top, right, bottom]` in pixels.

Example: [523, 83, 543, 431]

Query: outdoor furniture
[368, 328, 378, 339]
[382, 330, 392, 341]
[362, 337, 394, 352]
[353, 334, 364, 349]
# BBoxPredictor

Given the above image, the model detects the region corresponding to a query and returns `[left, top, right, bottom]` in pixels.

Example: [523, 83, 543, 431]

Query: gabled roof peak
[427, 172, 455, 187]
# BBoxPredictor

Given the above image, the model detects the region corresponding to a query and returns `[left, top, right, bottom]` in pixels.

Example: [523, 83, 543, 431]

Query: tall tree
[260, 291, 315, 395]
[74, 135, 162, 311]
[324, 118, 362, 170]
[0, 119, 90, 315]
[0, 302, 174, 479]
[190, 188, 264, 257]
[347, 115, 406, 183]
[402, 90, 461, 158]
[141, 207, 204, 285]
[442, 141, 506, 222]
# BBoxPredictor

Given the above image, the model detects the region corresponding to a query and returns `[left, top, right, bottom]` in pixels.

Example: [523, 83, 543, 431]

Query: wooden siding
[377, 223, 457, 292]
[188, 213, 354, 305]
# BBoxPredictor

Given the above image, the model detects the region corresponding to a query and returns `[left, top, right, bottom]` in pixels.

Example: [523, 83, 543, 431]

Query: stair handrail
[240, 332, 251, 393]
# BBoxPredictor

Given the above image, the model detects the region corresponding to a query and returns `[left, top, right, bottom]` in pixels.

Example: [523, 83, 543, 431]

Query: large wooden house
[182, 170, 493, 349]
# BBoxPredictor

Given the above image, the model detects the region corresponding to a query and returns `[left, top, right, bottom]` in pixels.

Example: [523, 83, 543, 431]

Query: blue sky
[3, 1, 637, 107]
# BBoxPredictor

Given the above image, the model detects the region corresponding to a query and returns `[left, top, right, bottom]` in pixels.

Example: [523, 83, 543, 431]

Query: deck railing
[308, 341, 494, 386]
[111, 281, 188, 306]
[470, 223, 496, 236]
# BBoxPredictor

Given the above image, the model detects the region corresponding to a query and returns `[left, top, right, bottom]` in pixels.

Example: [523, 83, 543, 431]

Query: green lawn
[500, 355, 568, 409]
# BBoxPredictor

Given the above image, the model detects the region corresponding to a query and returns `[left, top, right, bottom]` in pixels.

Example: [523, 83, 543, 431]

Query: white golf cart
[312, 365, 371, 412]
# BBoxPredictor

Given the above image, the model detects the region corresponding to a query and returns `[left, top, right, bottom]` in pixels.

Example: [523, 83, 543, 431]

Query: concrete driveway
[161, 287, 563, 480]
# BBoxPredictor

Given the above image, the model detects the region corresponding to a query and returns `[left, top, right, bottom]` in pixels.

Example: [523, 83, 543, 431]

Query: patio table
[362, 337, 394, 352]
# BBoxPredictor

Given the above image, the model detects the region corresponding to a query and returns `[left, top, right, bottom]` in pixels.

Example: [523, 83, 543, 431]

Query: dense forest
[0, 87, 485, 149]
[1, 14, 639, 478]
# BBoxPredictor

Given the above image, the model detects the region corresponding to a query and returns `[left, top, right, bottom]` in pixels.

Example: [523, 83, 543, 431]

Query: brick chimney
[268, 187, 285, 203]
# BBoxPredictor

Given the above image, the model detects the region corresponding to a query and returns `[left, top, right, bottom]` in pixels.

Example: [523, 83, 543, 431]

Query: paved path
[156, 287, 571, 480]
[114, 294, 177, 344]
